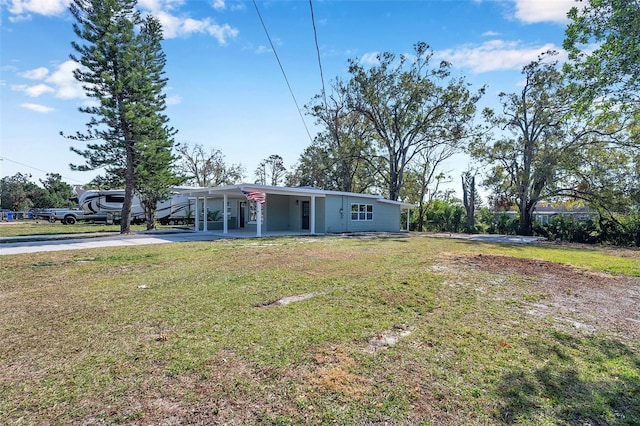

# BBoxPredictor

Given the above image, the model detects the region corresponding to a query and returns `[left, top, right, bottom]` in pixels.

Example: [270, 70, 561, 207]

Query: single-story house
[503, 204, 596, 225]
[177, 184, 415, 237]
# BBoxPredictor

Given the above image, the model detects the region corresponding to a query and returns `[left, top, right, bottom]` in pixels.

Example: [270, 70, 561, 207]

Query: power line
[252, 0, 314, 144]
[0, 156, 88, 184]
[309, 0, 328, 110]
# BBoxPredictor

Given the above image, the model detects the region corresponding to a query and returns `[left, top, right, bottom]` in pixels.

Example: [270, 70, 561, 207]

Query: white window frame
[351, 203, 373, 221]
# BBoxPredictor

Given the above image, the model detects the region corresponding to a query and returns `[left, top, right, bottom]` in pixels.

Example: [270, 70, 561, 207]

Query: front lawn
[1, 235, 638, 424]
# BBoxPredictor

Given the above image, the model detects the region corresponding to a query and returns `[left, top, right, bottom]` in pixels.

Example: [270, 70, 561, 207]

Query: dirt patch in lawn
[449, 254, 640, 344]
[254, 292, 321, 308]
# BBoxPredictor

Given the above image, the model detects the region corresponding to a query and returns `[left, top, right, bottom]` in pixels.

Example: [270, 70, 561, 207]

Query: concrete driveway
[0, 230, 224, 256]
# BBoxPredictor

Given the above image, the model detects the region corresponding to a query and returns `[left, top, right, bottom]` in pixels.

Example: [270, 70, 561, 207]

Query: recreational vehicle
[76, 190, 194, 225]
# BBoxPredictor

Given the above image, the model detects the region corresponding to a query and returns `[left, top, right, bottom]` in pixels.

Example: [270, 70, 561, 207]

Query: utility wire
[309, 0, 328, 111]
[0, 156, 87, 184]
[252, 0, 313, 144]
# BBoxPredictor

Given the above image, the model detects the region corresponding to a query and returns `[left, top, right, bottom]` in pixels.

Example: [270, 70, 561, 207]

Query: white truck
[36, 208, 112, 225]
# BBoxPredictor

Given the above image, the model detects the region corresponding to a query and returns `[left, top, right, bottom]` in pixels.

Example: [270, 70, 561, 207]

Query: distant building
[504, 204, 596, 224]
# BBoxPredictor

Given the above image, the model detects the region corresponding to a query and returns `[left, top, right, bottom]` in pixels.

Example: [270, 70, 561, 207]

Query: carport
[177, 184, 327, 238]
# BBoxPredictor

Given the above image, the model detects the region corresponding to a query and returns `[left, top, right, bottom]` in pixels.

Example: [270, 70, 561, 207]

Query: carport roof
[175, 184, 415, 208]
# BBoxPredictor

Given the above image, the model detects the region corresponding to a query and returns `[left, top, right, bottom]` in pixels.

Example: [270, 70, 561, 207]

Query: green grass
[0, 220, 174, 238]
[487, 243, 640, 276]
[0, 235, 638, 425]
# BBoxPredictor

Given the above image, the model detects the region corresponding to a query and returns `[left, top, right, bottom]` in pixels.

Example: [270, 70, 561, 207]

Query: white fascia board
[378, 199, 417, 208]
[238, 184, 327, 198]
[178, 184, 413, 207]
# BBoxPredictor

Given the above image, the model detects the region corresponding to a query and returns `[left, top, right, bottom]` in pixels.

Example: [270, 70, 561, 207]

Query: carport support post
[194, 197, 200, 232]
[257, 201, 262, 237]
[406, 207, 410, 231]
[310, 195, 316, 234]
[223, 193, 228, 234]
[203, 196, 208, 232]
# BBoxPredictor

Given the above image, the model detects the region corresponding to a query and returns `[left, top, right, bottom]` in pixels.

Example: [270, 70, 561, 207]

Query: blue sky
[0, 0, 579, 190]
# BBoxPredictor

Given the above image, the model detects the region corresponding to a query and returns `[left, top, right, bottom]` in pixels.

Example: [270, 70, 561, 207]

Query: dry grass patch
[304, 345, 373, 403]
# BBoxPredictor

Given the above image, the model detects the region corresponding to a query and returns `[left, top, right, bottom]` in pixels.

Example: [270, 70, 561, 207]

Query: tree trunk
[143, 198, 157, 231]
[462, 174, 475, 233]
[120, 142, 135, 234]
[417, 201, 425, 231]
[517, 203, 533, 236]
[145, 209, 156, 230]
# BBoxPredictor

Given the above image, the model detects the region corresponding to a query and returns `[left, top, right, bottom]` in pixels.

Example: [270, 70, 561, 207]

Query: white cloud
[510, 0, 579, 24]
[360, 52, 380, 66]
[7, 0, 70, 17]
[136, 0, 238, 43]
[482, 31, 501, 37]
[255, 45, 271, 55]
[11, 61, 87, 100]
[23, 83, 53, 96]
[153, 10, 238, 43]
[436, 40, 565, 73]
[165, 94, 182, 105]
[137, 0, 163, 11]
[10, 82, 54, 97]
[20, 103, 55, 113]
[137, 0, 184, 12]
[20, 66, 49, 80]
[5, 0, 239, 45]
[45, 60, 86, 99]
[212, 0, 225, 11]
[8, 13, 31, 22]
[228, 2, 245, 12]
[206, 23, 238, 44]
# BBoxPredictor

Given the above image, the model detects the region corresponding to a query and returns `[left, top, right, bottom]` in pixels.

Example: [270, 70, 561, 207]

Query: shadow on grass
[496, 332, 640, 425]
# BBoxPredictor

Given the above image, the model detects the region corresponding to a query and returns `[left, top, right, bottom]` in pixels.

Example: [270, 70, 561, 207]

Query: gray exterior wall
[323, 195, 401, 233]
[280, 195, 326, 233]
[288, 197, 302, 231]
[366, 201, 401, 232]
[324, 195, 348, 233]
[315, 197, 326, 233]
[266, 194, 290, 231]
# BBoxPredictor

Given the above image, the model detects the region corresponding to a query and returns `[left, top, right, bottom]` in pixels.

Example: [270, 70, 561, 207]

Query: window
[351, 203, 373, 221]
[248, 201, 264, 223]
[105, 194, 125, 203]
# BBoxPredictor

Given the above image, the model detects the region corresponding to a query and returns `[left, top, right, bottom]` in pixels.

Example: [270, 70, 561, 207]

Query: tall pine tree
[133, 15, 181, 230]
[65, 0, 178, 233]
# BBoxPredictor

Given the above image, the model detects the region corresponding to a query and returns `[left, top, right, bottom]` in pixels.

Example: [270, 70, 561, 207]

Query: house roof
[176, 184, 416, 208]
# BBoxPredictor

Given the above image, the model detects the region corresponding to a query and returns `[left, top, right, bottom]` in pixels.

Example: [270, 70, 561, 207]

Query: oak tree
[346, 42, 484, 201]
[296, 81, 379, 192]
[472, 53, 625, 235]
[177, 143, 245, 187]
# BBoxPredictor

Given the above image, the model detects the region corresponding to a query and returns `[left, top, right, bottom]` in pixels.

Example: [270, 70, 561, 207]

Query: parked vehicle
[37, 208, 112, 225]
[75, 190, 193, 225]
[34, 208, 74, 223]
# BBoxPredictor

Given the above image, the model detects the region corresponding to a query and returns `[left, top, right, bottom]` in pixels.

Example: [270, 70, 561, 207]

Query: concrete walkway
[0, 230, 227, 256]
[429, 233, 546, 244]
